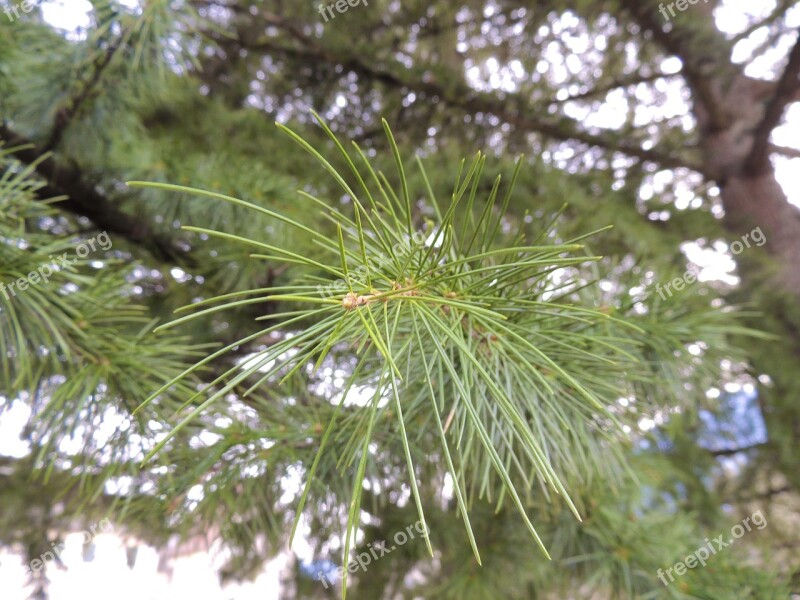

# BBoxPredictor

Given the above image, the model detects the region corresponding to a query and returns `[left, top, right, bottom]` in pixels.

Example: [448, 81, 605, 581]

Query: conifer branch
[44, 28, 127, 152]
[0, 124, 191, 264]
[235, 15, 707, 174]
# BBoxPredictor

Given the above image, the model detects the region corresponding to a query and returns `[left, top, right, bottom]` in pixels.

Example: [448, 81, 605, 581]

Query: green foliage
[1, 1, 797, 598]
[125, 116, 770, 597]
[0, 144, 205, 528]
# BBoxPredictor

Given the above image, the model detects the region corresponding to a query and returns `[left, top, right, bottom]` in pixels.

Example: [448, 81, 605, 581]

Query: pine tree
[1, 2, 798, 599]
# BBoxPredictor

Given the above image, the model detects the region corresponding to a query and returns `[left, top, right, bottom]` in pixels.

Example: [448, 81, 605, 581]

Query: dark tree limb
[618, 0, 734, 132]
[709, 442, 767, 457]
[245, 16, 705, 174]
[1, 124, 191, 265]
[732, 0, 795, 46]
[770, 143, 800, 159]
[44, 30, 126, 152]
[547, 71, 677, 105]
[744, 29, 800, 175]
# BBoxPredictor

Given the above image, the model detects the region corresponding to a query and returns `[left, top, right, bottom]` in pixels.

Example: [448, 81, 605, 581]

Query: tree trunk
[698, 77, 800, 488]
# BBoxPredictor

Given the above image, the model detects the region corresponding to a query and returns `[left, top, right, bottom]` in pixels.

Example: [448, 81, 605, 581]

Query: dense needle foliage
[1, 1, 798, 599]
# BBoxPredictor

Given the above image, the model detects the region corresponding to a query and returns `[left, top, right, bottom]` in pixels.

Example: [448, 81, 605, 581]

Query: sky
[1, 1, 799, 598]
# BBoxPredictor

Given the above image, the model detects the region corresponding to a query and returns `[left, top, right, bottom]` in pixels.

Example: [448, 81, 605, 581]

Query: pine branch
[546, 71, 677, 105]
[237, 14, 706, 174]
[0, 124, 191, 265]
[44, 27, 127, 152]
[124, 116, 749, 598]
